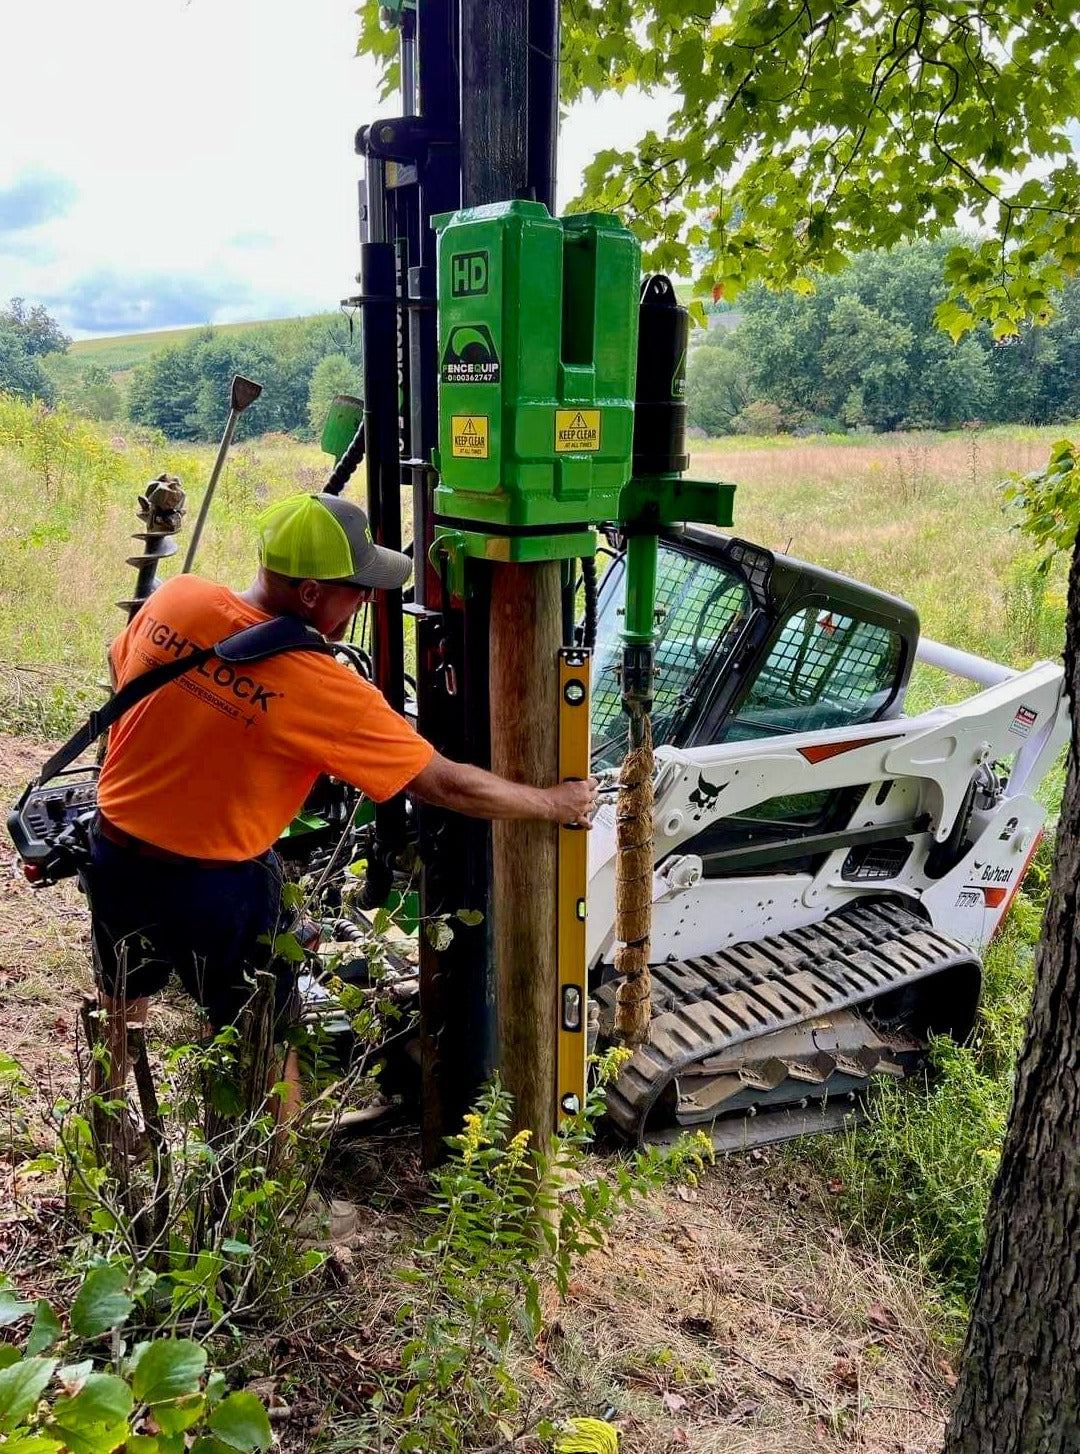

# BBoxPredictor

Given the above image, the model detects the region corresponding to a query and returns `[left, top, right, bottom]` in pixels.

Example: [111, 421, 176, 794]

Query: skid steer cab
[582, 526, 1067, 1149]
[589, 527, 918, 770]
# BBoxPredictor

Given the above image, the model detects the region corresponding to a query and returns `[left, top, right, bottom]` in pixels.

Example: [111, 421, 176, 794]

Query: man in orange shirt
[88, 491, 597, 1098]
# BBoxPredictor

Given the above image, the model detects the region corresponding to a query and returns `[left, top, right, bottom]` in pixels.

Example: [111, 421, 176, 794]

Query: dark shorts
[84, 829, 300, 1030]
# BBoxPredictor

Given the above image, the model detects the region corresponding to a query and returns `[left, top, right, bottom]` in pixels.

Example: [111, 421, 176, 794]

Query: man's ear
[296, 579, 322, 610]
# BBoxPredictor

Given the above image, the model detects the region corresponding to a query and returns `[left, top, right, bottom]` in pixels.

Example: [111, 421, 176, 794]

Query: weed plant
[328, 1064, 712, 1453]
[0, 1265, 272, 1453]
[3, 1026, 711, 1453]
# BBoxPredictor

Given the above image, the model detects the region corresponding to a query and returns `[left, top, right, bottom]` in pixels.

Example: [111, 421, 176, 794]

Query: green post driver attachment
[320, 394, 366, 496]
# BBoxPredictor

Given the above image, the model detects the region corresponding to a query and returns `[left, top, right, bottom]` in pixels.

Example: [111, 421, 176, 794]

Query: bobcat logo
[688, 773, 727, 821]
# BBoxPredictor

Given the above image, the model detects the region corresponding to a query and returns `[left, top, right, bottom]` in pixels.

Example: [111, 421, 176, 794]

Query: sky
[0, 0, 667, 339]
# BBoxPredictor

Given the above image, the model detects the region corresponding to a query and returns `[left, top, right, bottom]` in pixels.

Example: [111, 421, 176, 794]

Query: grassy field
[0, 398, 334, 730]
[41, 312, 346, 401]
[67, 314, 341, 371]
[1, 406, 1070, 727]
[690, 426, 1070, 663]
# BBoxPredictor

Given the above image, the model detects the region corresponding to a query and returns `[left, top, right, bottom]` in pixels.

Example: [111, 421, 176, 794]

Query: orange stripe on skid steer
[798, 733, 903, 764]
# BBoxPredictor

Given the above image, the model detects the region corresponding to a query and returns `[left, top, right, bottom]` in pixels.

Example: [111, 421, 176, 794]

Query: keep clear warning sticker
[554, 409, 601, 453]
[450, 415, 489, 459]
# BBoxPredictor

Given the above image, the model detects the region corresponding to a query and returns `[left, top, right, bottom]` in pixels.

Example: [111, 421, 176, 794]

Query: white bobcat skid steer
[586, 529, 1068, 1150]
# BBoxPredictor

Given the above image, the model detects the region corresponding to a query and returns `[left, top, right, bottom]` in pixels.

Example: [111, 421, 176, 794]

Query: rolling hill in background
[52, 283, 704, 380]
[67, 313, 343, 372]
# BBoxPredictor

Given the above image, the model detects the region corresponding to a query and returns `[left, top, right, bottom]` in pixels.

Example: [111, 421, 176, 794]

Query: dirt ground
[0, 731, 953, 1453]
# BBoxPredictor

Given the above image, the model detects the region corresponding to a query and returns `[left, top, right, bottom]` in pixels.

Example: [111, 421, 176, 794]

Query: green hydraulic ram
[431, 198, 640, 576]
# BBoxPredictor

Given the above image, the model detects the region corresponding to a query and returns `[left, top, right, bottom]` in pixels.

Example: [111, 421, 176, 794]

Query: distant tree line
[8, 236, 1080, 445]
[687, 236, 1080, 436]
[126, 318, 362, 441]
[0, 299, 363, 443]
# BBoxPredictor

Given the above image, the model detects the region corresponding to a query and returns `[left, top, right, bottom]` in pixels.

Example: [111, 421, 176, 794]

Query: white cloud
[0, 0, 666, 336]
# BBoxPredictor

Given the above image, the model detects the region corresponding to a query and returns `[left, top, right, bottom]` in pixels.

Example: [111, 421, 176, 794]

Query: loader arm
[588, 656, 1068, 968]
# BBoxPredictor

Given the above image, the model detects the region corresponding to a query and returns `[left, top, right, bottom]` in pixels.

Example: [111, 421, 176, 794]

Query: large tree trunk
[943, 540, 1080, 1453]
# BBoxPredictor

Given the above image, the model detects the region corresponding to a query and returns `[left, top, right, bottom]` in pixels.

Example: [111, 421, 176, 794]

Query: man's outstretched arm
[409, 751, 598, 828]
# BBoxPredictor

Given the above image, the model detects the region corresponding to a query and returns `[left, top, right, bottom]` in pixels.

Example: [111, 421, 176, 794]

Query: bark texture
[943, 537, 1080, 1453]
[489, 561, 561, 1139]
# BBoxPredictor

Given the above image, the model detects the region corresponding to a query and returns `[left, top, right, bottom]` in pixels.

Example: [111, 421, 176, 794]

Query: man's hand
[544, 776, 599, 829]
[411, 754, 600, 827]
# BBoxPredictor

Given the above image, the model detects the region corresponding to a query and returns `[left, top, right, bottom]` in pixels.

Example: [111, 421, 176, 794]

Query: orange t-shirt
[97, 575, 433, 861]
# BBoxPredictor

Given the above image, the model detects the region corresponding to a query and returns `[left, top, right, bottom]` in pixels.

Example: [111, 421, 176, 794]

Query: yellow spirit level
[556, 646, 591, 1123]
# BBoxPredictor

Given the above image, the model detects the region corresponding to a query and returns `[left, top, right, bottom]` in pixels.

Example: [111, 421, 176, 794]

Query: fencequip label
[554, 409, 601, 453]
[450, 415, 490, 459]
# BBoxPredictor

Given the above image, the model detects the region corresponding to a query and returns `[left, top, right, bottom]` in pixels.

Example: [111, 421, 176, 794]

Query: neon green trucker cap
[255, 493, 412, 590]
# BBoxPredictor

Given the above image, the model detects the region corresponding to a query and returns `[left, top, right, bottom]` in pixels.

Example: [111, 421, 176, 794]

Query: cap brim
[341, 542, 413, 591]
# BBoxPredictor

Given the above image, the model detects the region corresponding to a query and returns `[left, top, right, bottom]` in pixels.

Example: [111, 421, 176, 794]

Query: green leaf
[151, 1393, 205, 1436]
[57, 1360, 94, 1384]
[219, 1240, 252, 1257]
[50, 1377, 133, 1454]
[130, 1341, 207, 1405]
[0, 1291, 35, 1328]
[70, 1268, 134, 1338]
[26, 1302, 63, 1357]
[279, 881, 305, 911]
[424, 918, 454, 952]
[141, 1430, 186, 1454]
[204, 1372, 226, 1411]
[0, 1438, 64, 1453]
[0, 1356, 58, 1432]
[188, 1439, 235, 1454]
[454, 908, 484, 927]
[272, 932, 306, 965]
[46, 1418, 128, 1454]
[0, 1346, 22, 1370]
[206, 1392, 272, 1453]
[53, 1373, 134, 1427]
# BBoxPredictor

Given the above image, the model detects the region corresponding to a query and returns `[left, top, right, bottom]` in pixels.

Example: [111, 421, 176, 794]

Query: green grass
[0, 395, 333, 733]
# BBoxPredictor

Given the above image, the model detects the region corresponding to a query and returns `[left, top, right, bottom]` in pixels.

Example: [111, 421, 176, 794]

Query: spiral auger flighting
[116, 474, 187, 623]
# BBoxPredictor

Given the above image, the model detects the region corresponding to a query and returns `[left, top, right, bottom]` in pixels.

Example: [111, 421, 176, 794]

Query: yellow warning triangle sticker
[463, 418, 475, 431]
[570, 412, 587, 427]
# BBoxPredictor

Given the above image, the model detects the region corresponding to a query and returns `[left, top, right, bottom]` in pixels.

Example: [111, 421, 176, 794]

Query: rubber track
[596, 902, 981, 1143]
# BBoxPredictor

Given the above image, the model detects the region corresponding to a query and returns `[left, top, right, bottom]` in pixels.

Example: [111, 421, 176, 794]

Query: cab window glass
[727, 607, 901, 740]
[592, 548, 751, 768]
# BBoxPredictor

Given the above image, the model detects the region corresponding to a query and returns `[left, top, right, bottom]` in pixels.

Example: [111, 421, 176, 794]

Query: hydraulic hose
[580, 555, 598, 649]
[323, 420, 366, 496]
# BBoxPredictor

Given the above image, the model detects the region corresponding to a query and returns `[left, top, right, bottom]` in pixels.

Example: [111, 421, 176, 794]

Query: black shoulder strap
[37, 616, 333, 787]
